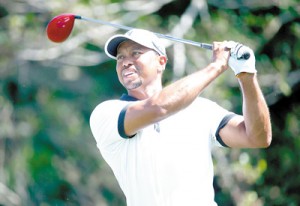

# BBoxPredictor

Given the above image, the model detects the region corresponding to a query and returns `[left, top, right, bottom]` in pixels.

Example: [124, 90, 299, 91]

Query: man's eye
[132, 51, 142, 57]
[116, 55, 124, 60]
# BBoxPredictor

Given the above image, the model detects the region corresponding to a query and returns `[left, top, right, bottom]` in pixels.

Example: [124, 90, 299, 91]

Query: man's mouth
[122, 69, 136, 78]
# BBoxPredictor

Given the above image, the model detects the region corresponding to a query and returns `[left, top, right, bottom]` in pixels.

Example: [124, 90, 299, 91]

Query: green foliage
[0, 0, 300, 205]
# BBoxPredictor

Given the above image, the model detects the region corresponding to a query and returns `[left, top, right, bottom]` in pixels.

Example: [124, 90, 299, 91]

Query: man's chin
[124, 81, 142, 91]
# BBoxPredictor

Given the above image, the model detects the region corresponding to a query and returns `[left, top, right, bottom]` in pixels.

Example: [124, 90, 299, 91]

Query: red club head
[46, 14, 76, 43]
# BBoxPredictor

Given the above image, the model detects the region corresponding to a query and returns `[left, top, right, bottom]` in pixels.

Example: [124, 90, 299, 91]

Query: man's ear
[159, 56, 167, 65]
[157, 56, 167, 73]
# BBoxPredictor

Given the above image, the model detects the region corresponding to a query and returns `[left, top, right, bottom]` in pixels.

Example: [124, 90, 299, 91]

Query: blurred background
[1, 0, 300, 205]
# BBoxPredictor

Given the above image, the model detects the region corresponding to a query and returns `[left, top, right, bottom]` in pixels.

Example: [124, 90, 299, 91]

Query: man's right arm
[123, 42, 230, 137]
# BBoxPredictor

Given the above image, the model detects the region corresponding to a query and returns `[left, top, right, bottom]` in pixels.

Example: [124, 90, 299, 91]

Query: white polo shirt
[90, 95, 234, 206]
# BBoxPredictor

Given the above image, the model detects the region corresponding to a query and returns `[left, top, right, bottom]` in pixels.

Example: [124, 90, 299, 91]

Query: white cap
[104, 29, 166, 59]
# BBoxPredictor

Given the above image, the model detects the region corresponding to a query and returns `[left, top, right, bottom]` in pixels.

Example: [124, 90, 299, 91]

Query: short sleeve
[215, 114, 237, 147]
[194, 97, 236, 147]
[90, 100, 128, 152]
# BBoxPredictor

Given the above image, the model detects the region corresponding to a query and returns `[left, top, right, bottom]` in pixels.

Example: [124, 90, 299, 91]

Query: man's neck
[127, 85, 162, 100]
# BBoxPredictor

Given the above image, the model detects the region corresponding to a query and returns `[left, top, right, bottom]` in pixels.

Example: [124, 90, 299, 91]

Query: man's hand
[226, 41, 257, 76]
[212, 41, 231, 73]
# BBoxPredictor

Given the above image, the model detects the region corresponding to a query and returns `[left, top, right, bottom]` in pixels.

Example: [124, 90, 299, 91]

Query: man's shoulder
[95, 99, 128, 109]
[190, 97, 228, 115]
[91, 99, 128, 115]
[98, 99, 125, 106]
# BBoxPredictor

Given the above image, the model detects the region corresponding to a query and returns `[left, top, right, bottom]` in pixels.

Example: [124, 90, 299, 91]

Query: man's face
[116, 40, 163, 91]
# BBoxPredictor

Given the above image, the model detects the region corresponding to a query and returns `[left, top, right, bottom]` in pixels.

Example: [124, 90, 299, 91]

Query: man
[90, 29, 272, 206]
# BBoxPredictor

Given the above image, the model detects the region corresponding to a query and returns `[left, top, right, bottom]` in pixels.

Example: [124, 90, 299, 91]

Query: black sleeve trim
[215, 114, 237, 147]
[118, 104, 136, 139]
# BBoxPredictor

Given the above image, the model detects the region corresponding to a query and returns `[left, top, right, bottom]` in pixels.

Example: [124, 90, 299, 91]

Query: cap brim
[104, 35, 129, 59]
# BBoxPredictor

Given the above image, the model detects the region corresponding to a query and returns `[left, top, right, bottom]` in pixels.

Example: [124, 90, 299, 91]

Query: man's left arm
[218, 42, 272, 148]
[219, 73, 272, 148]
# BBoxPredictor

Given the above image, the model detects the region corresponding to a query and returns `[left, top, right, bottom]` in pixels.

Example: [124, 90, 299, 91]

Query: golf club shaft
[75, 15, 250, 60]
[75, 15, 213, 50]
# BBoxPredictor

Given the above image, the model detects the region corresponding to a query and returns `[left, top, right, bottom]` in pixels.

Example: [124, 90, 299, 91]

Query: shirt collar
[120, 94, 139, 101]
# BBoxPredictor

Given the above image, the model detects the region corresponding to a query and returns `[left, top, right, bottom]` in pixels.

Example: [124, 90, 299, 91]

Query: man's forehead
[117, 40, 148, 52]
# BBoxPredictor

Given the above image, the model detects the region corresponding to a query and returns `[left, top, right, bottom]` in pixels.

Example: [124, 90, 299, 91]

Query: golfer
[90, 29, 272, 206]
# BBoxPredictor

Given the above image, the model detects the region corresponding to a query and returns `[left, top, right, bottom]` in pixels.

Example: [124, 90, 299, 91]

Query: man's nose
[122, 56, 133, 67]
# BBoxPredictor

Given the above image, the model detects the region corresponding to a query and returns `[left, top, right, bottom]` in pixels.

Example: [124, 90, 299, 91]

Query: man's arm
[219, 73, 272, 148]
[123, 42, 230, 137]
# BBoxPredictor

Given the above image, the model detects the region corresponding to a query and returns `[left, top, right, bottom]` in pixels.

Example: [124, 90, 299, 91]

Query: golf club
[46, 13, 250, 59]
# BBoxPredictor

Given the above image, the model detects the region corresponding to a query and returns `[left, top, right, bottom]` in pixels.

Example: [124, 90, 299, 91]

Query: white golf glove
[226, 41, 257, 76]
